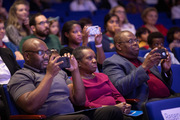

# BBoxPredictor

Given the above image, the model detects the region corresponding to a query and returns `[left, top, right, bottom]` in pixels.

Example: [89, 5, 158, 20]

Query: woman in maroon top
[73, 46, 131, 114]
[141, 7, 168, 36]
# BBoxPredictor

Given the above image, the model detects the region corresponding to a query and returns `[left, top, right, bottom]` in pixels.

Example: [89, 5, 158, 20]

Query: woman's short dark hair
[167, 27, 180, 44]
[104, 13, 119, 32]
[61, 20, 80, 45]
[73, 46, 91, 61]
[147, 32, 164, 46]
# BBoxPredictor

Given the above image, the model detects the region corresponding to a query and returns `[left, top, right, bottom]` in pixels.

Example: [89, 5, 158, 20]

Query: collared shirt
[8, 63, 74, 117]
[0, 56, 11, 84]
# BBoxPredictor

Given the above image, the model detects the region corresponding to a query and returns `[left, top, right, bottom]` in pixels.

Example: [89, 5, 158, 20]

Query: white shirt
[171, 5, 180, 19]
[70, 0, 97, 12]
[0, 56, 11, 84]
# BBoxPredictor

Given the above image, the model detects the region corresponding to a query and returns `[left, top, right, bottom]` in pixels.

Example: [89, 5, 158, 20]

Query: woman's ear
[64, 32, 69, 38]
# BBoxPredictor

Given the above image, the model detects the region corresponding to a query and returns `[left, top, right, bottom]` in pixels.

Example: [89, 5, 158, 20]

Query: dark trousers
[47, 106, 133, 120]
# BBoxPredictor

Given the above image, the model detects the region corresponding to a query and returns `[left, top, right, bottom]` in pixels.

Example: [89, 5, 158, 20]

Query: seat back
[0, 84, 46, 120]
[104, 52, 116, 58]
[142, 97, 180, 120]
[16, 60, 25, 68]
[0, 84, 20, 117]
[172, 47, 180, 62]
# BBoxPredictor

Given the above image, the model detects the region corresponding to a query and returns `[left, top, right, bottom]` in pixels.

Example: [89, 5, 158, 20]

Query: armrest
[10, 115, 46, 120]
[126, 99, 140, 104]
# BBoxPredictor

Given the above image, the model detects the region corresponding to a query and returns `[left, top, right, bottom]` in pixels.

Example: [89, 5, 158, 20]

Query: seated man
[8, 38, 123, 120]
[103, 30, 176, 110]
[19, 13, 62, 53]
[144, 32, 180, 65]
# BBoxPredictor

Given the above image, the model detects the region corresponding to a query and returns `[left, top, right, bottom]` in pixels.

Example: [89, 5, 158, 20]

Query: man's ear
[115, 43, 122, 51]
[23, 52, 30, 61]
[31, 25, 36, 32]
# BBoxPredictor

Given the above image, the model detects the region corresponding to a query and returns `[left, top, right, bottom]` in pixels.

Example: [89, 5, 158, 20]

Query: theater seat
[0, 84, 46, 120]
[142, 97, 180, 120]
[16, 60, 25, 68]
[172, 47, 180, 62]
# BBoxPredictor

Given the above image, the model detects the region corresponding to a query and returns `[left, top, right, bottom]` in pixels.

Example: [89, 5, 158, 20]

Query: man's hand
[161, 48, 171, 72]
[46, 55, 62, 77]
[142, 48, 161, 71]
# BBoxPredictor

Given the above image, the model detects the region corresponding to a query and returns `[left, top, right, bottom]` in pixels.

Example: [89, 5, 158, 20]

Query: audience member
[73, 46, 134, 120]
[136, 27, 150, 50]
[19, 13, 62, 53]
[48, 16, 61, 43]
[109, 5, 136, 35]
[167, 26, 180, 51]
[144, 32, 180, 65]
[103, 30, 176, 110]
[8, 38, 124, 120]
[126, 0, 148, 14]
[0, 0, 8, 21]
[102, 13, 120, 52]
[60, 20, 105, 75]
[0, 19, 24, 60]
[171, 0, 180, 19]
[0, 47, 21, 120]
[141, 7, 168, 36]
[6, 0, 31, 46]
[70, 0, 97, 13]
[79, 17, 94, 42]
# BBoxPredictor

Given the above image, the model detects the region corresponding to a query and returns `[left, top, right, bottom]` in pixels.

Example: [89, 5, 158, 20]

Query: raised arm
[95, 28, 105, 64]
[15, 55, 62, 113]
[67, 54, 86, 106]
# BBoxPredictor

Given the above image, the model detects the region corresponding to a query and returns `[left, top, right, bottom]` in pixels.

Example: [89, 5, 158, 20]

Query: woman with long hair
[6, 0, 31, 46]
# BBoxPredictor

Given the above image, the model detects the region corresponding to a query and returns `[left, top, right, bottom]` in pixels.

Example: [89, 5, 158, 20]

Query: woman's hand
[82, 26, 89, 46]
[115, 102, 131, 114]
[94, 27, 102, 45]
[65, 53, 78, 72]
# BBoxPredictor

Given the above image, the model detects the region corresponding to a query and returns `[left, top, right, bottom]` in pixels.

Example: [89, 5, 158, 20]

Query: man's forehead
[35, 15, 47, 22]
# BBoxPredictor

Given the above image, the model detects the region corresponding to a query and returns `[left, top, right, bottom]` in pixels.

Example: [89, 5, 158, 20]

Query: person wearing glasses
[8, 38, 124, 120]
[103, 30, 176, 110]
[19, 13, 62, 53]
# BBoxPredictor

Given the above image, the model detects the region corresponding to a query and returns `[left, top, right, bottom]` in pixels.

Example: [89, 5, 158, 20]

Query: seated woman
[141, 7, 168, 36]
[60, 20, 105, 75]
[73, 46, 132, 117]
[167, 26, 180, 51]
[0, 19, 24, 60]
[109, 5, 136, 35]
[102, 13, 120, 52]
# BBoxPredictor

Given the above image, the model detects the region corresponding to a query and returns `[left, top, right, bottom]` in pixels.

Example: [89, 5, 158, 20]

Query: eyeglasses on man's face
[118, 39, 139, 44]
[25, 49, 52, 56]
[37, 21, 50, 26]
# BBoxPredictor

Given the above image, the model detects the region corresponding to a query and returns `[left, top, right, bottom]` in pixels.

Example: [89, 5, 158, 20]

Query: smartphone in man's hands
[154, 49, 167, 59]
[57, 57, 70, 69]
